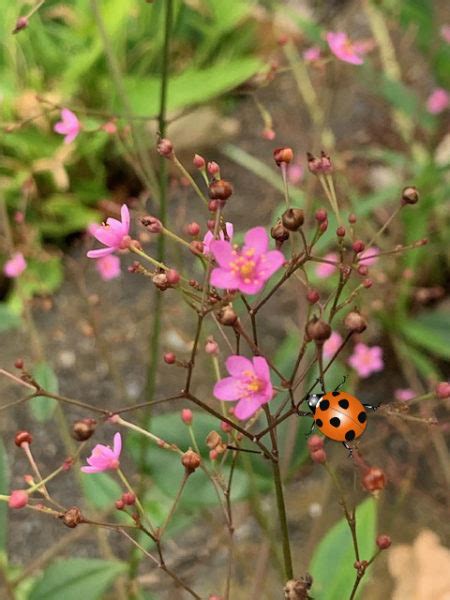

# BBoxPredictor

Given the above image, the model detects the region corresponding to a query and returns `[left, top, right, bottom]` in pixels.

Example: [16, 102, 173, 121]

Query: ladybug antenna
[334, 375, 347, 393]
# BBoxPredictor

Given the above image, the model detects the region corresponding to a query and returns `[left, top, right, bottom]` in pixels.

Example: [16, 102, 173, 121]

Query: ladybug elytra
[307, 389, 373, 449]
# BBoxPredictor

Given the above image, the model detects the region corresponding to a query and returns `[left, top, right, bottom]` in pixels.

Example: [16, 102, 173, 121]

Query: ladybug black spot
[316, 418, 323, 427]
[358, 411, 367, 423]
[345, 429, 356, 441]
[319, 400, 330, 411]
[331, 391, 340, 397]
[330, 417, 341, 428]
[338, 399, 349, 409]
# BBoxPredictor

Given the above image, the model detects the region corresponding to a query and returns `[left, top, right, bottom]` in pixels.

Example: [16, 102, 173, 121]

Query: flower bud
[152, 272, 169, 290]
[220, 421, 232, 433]
[62, 507, 83, 528]
[190, 240, 204, 255]
[181, 449, 201, 473]
[13, 16, 28, 34]
[362, 467, 386, 493]
[357, 265, 369, 276]
[344, 311, 367, 333]
[181, 408, 193, 425]
[166, 269, 180, 285]
[217, 304, 238, 326]
[401, 186, 419, 205]
[186, 222, 200, 236]
[306, 317, 331, 343]
[8, 490, 28, 509]
[193, 154, 205, 169]
[363, 278, 372, 288]
[156, 138, 174, 158]
[15, 431, 32, 447]
[315, 208, 327, 223]
[307, 151, 332, 174]
[72, 418, 97, 442]
[164, 352, 176, 365]
[311, 449, 327, 464]
[319, 220, 328, 233]
[207, 161, 220, 176]
[306, 289, 320, 304]
[205, 337, 219, 355]
[352, 240, 365, 253]
[122, 492, 136, 506]
[273, 147, 294, 166]
[284, 577, 313, 599]
[336, 226, 346, 237]
[115, 499, 125, 510]
[209, 449, 218, 461]
[282, 208, 304, 231]
[141, 215, 163, 233]
[208, 179, 233, 201]
[376, 534, 392, 550]
[271, 221, 290, 247]
[348, 213, 357, 224]
[206, 431, 222, 449]
[435, 382, 450, 399]
[307, 435, 324, 453]
[262, 128, 276, 140]
[208, 200, 219, 212]
[14, 358, 24, 369]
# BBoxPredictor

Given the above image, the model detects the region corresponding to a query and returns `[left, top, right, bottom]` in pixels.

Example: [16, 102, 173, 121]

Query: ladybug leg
[363, 403, 378, 412]
[333, 375, 347, 393]
[305, 419, 316, 438]
[342, 441, 353, 457]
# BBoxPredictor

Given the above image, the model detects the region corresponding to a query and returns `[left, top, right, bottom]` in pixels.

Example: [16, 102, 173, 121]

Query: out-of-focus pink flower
[359, 247, 380, 266]
[210, 227, 284, 295]
[426, 88, 449, 114]
[95, 254, 121, 280]
[87, 204, 131, 259]
[326, 32, 366, 65]
[287, 162, 304, 185]
[323, 331, 343, 359]
[54, 108, 80, 144]
[203, 222, 234, 256]
[213, 355, 273, 420]
[303, 46, 321, 62]
[3, 252, 27, 278]
[81, 432, 122, 473]
[315, 252, 338, 278]
[441, 25, 450, 44]
[394, 388, 415, 402]
[348, 343, 384, 378]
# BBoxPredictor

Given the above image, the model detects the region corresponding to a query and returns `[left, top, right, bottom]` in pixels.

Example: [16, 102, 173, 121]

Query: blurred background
[0, 0, 449, 598]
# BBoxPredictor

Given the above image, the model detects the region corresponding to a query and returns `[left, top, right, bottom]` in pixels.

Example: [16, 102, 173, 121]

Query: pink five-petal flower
[315, 252, 339, 278]
[209, 227, 284, 295]
[81, 432, 122, 474]
[426, 88, 450, 114]
[326, 32, 365, 65]
[54, 108, 80, 144]
[203, 222, 234, 255]
[348, 343, 384, 379]
[323, 331, 343, 359]
[3, 252, 27, 278]
[359, 246, 380, 266]
[87, 204, 131, 259]
[96, 254, 121, 280]
[214, 355, 273, 420]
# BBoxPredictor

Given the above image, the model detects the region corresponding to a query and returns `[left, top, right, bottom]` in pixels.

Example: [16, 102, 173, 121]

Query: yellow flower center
[229, 248, 259, 284]
[241, 370, 264, 396]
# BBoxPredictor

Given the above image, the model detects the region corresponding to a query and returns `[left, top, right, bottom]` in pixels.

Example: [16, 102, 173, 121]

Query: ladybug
[307, 384, 376, 450]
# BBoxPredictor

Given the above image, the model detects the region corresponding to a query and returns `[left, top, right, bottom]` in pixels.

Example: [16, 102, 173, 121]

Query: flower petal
[210, 267, 240, 290]
[243, 227, 268, 255]
[258, 250, 284, 279]
[210, 240, 235, 268]
[63, 130, 78, 144]
[121, 204, 130, 232]
[214, 377, 242, 401]
[234, 397, 263, 420]
[93, 226, 120, 246]
[252, 357, 270, 384]
[113, 432, 122, 456]
[238, 279, 265, 295]
[226, 355, 254, 377]
[87, 247, 115, 259]
[81, 466, 101, 473]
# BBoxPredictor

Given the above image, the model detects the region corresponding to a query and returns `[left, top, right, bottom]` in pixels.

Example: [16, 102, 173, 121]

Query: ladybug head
[307, 393, 323, 412]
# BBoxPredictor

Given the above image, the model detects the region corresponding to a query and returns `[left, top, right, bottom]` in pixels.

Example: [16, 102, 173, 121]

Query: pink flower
[213, 355, 273, 420]
[210, 227, 284, 295]
[203, 222, 234, 255]
[81, 432, 122, 473]
[87, 204, 131, 259]
[326, 32, 366, 65]
[287, 163, 304, 185]
[95, 254, 121, 280]
[323, 331, 343, 359]
[441, 25, 450, 44]
[394, 388, 415, 402]
[348, 343, 384, 378]
[426, 88, 449, 114]
[303, 46, 321, 62]
[315, 252, 338, 278]
[359, 247, 380, 266]
[3, 252, 27, 278]
[54, 108, 80, 144]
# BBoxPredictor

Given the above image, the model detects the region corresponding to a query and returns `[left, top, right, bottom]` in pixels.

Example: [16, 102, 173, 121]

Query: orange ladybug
[307, 387, 376, 450]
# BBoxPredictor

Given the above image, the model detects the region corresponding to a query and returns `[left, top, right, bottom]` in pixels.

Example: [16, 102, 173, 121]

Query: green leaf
[30, 362, 58, 422]
[29, 558, 126, 600]
[40, 195, 99, 238]
[402, 310, 450, 360]
[310, 497, 377, 600]
[80, 472, 122, 510]
[0, 436, 10, 551]
[0, 303, 21, 333]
